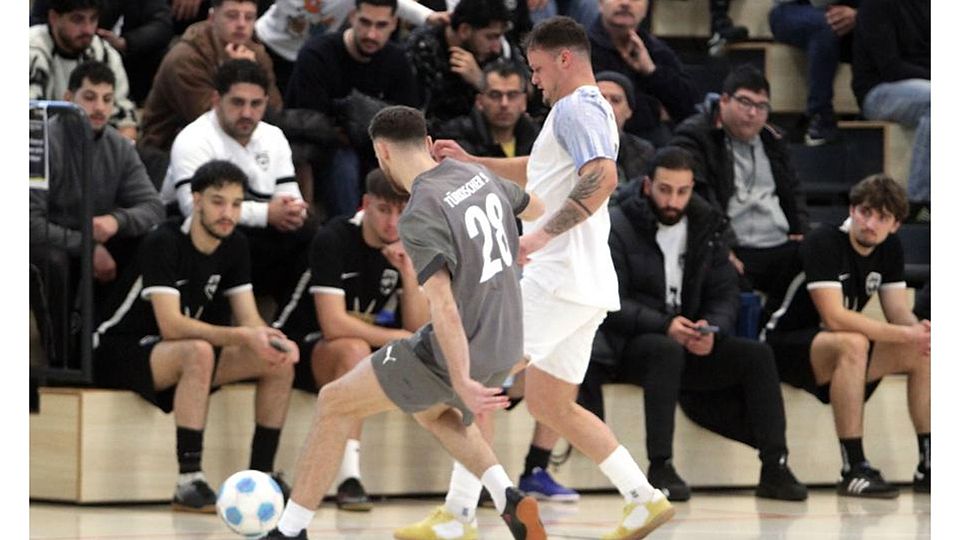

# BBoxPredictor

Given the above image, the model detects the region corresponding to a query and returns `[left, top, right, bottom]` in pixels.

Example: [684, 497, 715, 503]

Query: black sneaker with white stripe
[837, 465, 899, 499]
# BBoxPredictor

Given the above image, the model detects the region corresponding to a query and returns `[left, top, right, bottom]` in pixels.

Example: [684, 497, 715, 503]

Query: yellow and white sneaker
[601, 490, 676, 540]
[394, 505, 478, 540]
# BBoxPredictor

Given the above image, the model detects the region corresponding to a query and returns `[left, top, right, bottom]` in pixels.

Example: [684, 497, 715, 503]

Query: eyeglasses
[484, 90, 525, 102]
[731, 94, 772, 114]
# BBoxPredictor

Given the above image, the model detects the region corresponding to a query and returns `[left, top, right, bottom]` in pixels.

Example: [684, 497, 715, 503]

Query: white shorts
[522, 278, 608, 384]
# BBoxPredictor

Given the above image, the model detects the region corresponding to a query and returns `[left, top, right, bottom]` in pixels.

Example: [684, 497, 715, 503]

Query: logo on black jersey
[379, 269, 399, 296]
[204, 274, 222, 300]
[255, 152, 270, 171]
[865, 272, 882, 296]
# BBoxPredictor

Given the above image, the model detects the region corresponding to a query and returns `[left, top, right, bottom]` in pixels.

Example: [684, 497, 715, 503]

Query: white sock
[277, 499, 314, 537]
[335, 439, 361, 486]
[598, 445, 655, 503]
[443, 461, 483, 523]
[480, 465, 513, 514]
[177, 471, 206, 486]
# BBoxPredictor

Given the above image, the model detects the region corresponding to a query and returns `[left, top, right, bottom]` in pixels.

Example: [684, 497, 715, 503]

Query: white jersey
[255, 0, 434, 61]
[161, 110, 300, 227]
[524, 85, 620, 311]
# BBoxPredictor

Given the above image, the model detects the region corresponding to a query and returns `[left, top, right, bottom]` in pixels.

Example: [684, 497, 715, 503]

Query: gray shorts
[371, 338, 511, 426]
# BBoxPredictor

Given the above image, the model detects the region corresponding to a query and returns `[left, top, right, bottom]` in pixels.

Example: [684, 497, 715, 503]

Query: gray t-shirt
[399, 159, 531, 379]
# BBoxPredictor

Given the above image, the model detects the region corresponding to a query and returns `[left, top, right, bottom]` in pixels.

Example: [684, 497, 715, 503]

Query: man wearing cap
[595, 70, 655, 202]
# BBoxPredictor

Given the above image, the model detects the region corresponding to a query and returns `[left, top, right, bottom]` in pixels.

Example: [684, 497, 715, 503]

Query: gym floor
[29, 488, 930, 539]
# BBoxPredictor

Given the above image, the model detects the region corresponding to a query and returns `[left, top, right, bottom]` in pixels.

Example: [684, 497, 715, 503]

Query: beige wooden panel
[651, 0, 774, 39]
[78, 390, 177, 502]
[29, 390, 80, 501]
[729, 42, 858, 114]
[30, 360, 919, 503]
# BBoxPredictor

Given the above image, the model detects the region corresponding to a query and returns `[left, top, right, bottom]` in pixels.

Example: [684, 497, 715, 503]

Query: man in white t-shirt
[162, 59, 315, 313]
[415, 16, 674, 540]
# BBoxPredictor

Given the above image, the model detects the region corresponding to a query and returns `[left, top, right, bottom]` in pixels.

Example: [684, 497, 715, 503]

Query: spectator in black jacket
[588, 0, 699, 146]
[595, 70, 655, 202]
[433, 60, 540, 158]
[285, 0, 420, 219]
[852, 0, 929, 218]
[582, 146, 807, 503]
[31, 0, 174, 104]
[406, 0, 524, 129]
[672, 66, 808, 316]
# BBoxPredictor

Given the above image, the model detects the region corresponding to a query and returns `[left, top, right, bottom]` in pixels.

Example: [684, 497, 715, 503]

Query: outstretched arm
[433, 139, 529, 186]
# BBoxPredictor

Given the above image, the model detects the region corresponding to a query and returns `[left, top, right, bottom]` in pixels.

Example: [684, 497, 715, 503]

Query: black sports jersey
[93, 218, 252, 342]
[765, 219, 906, 334]
[272, 213, 403, 340]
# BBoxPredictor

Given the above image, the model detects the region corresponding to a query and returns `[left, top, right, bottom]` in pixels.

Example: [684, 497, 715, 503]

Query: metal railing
[29, 100, 95, 385]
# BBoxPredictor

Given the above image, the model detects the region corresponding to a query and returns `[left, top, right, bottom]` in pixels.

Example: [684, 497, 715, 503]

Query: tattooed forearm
[541, 165, 607, 236]
[544, 202, 587, 236]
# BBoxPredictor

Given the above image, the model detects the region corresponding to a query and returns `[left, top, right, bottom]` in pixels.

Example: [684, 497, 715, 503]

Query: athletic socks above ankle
[599, 445, 655, 503]
[249, 425, 282, 472]
[176, 426, 204, 474]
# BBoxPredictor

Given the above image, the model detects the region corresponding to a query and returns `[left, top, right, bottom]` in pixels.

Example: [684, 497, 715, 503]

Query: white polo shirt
[161, 109, 301, 228]
[524, 85, 620, 311]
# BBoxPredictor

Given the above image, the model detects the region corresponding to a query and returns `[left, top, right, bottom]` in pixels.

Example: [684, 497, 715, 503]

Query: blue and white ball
[217, 470, 285, 537]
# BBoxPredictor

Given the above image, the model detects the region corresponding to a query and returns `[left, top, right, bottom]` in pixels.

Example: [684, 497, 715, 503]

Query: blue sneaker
[518, 467, 580, 502]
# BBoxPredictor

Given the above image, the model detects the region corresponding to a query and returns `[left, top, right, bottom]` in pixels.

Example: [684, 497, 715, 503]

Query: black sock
[522, 445, 552, 477]
[649, 456, 670, 469]
[839, 437, 866, 473]
[918, 433, 931, 471]
[250, 425, 282, 473]
[177, 426, 204, 474]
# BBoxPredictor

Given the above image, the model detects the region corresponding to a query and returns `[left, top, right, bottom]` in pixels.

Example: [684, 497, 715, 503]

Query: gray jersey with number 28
[399, 158, 531, 379]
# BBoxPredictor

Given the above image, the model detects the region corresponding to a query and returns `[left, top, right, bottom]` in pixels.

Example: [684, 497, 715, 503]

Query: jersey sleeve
[221, 231, 253, 297]
[309, 224, 347, 295]
[803, 227, 843, 291]
[272, 130, 301, 199]
[881, 233, 906, 288]
[140, 228, 181, 299]
[554, 92, 618, 171]
[492, 175, 530, 217]
[399, 200, 457, 286]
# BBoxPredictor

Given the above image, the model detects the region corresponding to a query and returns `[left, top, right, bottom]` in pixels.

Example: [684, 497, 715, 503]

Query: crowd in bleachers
[29, 0, 930, 527]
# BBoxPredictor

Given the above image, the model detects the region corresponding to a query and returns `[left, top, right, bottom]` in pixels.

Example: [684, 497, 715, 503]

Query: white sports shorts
[521, 278, 607, 384]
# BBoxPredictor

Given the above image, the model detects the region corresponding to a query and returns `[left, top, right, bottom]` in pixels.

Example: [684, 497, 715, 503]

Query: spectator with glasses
[433, 60, 541, 159]
[672, 65, 809, 317]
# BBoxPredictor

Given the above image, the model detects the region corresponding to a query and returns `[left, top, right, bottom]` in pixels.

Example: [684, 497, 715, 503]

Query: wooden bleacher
[30, 294, 920, 504]
[726, 41, 859, 115]
[651, 0, 773, 39]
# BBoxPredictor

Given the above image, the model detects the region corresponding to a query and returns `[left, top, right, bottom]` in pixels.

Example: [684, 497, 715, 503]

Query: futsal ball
[217, 470, 285, 537]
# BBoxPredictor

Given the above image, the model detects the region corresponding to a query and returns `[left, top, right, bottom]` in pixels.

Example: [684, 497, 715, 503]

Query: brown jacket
[139, 20, 283, 151]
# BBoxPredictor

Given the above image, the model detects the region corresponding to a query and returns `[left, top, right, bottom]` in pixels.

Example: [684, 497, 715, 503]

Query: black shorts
[765, 328, 881, 404]
[93, 334, 221, 413]
[292, 333, 322, 393]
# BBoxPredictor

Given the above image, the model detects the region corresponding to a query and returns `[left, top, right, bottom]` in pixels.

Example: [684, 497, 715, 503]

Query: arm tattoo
[544, 203, 586, 236]
[542, 166, 605, 236]
[569, 167, 604, 203]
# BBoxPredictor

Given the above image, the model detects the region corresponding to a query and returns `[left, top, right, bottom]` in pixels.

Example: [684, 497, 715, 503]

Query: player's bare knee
[337, 338, 372, 368]
[525, 389, 566, 424]
[837, 333, 870, 366]
[181, 340, 216, 380]
[316, 379, 354, 418]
